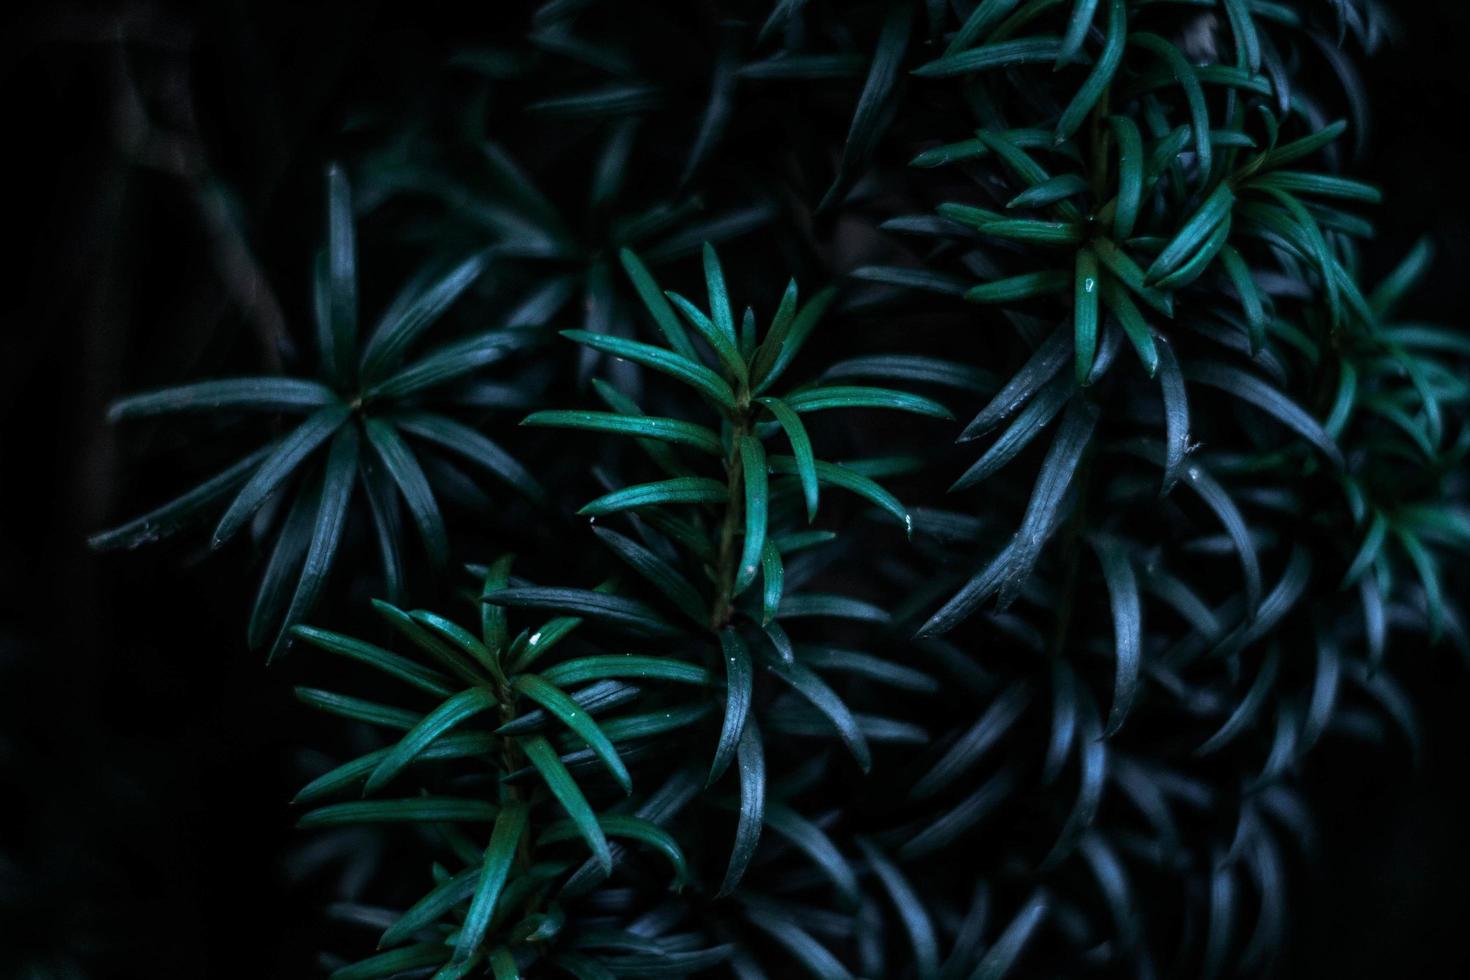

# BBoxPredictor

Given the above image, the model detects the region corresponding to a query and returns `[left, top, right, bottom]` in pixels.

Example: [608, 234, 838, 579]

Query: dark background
[2, 2, 1467, 976]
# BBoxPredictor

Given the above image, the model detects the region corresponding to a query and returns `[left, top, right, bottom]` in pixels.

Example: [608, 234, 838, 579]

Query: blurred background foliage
[2, 0, 1468, 976]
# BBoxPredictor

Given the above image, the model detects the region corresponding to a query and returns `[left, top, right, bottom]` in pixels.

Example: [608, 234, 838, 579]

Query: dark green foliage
[93, 168, 545, 656]
[91, 0, 1469, 977]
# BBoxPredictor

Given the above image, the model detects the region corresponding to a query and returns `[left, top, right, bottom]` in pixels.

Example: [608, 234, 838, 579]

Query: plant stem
[495, 686, 535, 874]
[710, 404, 751, 630]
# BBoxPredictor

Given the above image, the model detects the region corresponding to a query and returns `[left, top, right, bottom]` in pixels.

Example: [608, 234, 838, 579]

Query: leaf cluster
[92, 1, 1469, 977]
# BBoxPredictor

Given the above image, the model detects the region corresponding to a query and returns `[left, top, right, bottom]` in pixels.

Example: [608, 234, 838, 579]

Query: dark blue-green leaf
[717, 721, 765, 896]
[578, 477, 727, 517]
[710, 628, 753, 786]
[736, 436, 769, 596]
[522, 734, 611, 873]
[456, 801, 528, 963]
[514, 674, 632, 793]
[591, 527, 707, 625]
[290, 625, 453, 697]
[108, 378, 337, 421]
[541, 655, 709, 688]
[360, 252, 490, 381]
[522, 410, 723, 456]
[561, 330, 735, 410]
[1055, 0, 1125, 142]
[1091, 536, 1141, 737]
[211, 404, 350, 548]
[756, 397, 819, 521]
[761, 653, 870, 771]
[485, 587, 680, 638]
[363, 417, 448, 570]
[394, 411, 545, 503]
[858, 837, 940, 980]
[365, 686, 498, 794]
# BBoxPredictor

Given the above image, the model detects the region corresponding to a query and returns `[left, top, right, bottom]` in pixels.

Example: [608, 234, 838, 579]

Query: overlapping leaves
[291, 561, 714, 976]
[92, 168, 544, 655]
[94, 0, 1470, 977]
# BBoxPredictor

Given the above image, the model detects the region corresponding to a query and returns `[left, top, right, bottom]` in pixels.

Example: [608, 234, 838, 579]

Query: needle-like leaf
[1040, 699, 1106, 869]
[717, 721, 765, 896]
[1186, 361, 1344, 467]
[999, 398, 1099, 607]
[770, 457, 910, 532]
[299, 797, 497, 828]
[1090, 536, 1141, 738]
[211, 404, 351, 548]
[365, 687, 498, 794]
[821, 1, 910, 210]
[783, 386, 953, 419]
[911, 682, 1029, 799]
[757, 397, 819, 520]
[1147, 181, 1235, 283]
[959, 325, 1070, 439]
[915, 38, 1064, 78]
[561, 330, 737, 410]
[540, 655, 708, 688]
[761, 652, 870, 771]
[322, 164, 357, 386]
[1197, 649, 1280, 755]
[360, 252, 489, 381]
[330, 945, 450, 980]
[618, 247, 697, 360]
[973, 891, 1048, 980]
[710, 628, 753, 786]
[291, 625, 453, 697]
[269, 425, 360, 658]
[1131, 33, 1211, 177]
[539, 814, 689, 887]
[666, 289, 748, 385]
[760, 540, 784, 627]
[736, 436, 769, 595]
[1099, 276, 1159, 377]
[523, 410, 724, 456]
[107, 378, 338, 420]
[1109, 115, 1144, 239]
[1073, 248, 1100, 385]
[1055, 0, 1124, 143]
[963, 270, 1070, 304]
[522, 735, 611, 873]
[363, 418, 448, 570]
[485, 587, 680, 638]
[591, 527, 707, 625]
[578, 477, 728, 517]
[455, 801, 528, 963]
[701, 242, 737, 345]
[747, 278, 799, 389]
[1057, 0, 1100, 65]
[1156, 339, 1190, 493]
[754, 287, 838, 394]
[858, 838, 940, 980]
[513, 674, 632, 793]
[394, 411, 545, 503]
